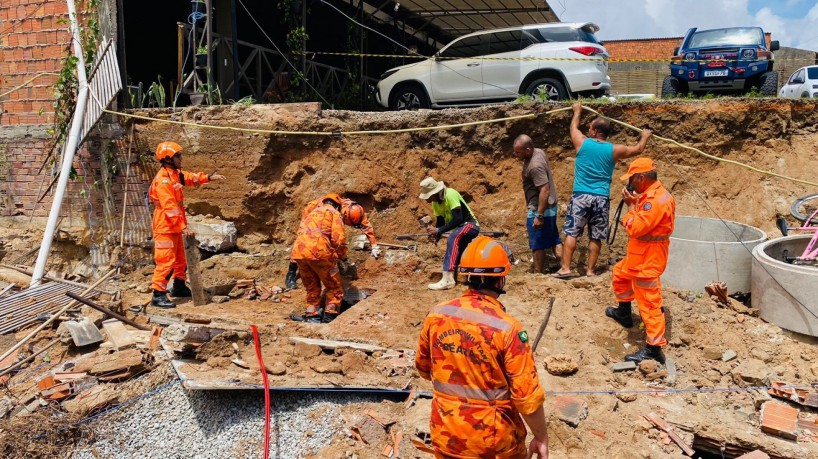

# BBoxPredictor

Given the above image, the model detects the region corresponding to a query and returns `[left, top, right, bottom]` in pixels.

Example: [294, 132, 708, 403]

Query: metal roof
[353, 0, 560, 46]
[396, 0, 560, 34]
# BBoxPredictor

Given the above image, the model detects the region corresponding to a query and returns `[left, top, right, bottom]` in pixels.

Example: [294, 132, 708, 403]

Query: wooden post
[183, 234, 207, 306]
[177, 22, 184, 93]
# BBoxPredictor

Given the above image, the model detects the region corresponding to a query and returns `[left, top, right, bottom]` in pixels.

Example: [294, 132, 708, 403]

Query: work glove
[370, 245, 382, 259]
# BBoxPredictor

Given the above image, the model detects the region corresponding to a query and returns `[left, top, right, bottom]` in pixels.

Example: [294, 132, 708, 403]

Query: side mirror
[770, 40, 780, 51]
[673, 47, 679, 55]
[432, 53, 441, 61]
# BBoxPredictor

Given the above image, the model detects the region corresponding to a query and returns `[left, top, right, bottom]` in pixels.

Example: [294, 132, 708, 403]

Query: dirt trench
[4, 99, 818, 458]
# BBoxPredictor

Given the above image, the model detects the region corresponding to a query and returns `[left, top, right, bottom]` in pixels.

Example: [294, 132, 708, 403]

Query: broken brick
[760, 401, 799, 440]
[553, 396, 588, 427]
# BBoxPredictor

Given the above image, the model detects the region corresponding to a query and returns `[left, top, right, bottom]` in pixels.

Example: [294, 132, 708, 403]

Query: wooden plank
[289, 337, 386, 354]
[644, 413, 695, 456]
[183, 234, 208, 306]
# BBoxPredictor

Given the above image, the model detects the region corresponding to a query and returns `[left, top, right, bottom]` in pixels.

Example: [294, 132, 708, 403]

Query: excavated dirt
[4, 98, 818, 457]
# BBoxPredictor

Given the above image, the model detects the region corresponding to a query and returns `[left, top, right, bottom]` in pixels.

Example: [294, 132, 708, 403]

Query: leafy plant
[143, 76, 166, 108]
[196, 45, 208, 55]
[745, 86, 764, 98]
[232, 95, 256, 106]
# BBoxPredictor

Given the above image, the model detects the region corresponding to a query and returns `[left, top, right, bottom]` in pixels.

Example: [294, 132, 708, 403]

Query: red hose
[251, 325, 270, 459]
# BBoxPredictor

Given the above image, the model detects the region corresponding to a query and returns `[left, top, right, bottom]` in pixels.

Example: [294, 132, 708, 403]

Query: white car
[779, 65, 818, 99]
[375, 22, 611, 110]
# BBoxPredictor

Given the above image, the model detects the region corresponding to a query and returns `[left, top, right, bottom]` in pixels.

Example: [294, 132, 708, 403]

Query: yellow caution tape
[298, 50, 815, 64]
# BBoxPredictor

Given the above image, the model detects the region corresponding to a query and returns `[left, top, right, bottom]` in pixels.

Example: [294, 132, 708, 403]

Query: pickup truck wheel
[758, 72, 778, 97]
[661, 75, 686, 98]
[525, 78, 567, 101]
[389, 85, 429, 110]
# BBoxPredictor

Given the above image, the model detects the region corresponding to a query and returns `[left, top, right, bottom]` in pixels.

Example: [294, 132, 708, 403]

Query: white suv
[375, 22, 610, 110]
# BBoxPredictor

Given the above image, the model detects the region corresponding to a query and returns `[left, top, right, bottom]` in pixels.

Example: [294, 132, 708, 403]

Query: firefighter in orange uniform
[285, 195, 378, 289]
[149, 141, 224, 308]
[416, 236, 549, 459]
[289, 194, 349, 323]
[607, 157, 676, 364]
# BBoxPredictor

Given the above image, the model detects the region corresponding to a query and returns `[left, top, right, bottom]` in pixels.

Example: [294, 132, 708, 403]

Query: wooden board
[183, 234, 207, 306]
[289, 337, 386, 354]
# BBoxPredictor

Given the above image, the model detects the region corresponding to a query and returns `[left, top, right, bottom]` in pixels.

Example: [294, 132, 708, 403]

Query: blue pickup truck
[662, 27, 780, 97]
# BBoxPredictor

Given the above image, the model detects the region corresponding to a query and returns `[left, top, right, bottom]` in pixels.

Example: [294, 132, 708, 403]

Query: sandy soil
[4, 98, 818, 457]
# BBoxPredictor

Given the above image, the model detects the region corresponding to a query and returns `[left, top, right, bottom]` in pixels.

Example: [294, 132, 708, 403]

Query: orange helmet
[459, 236, 511, 277]
[323, 193, 342, 207]
[155, 141, 183, 161]
[343, 203, 365, 228]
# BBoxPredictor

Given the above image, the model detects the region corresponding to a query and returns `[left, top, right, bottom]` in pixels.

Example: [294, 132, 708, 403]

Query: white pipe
[31, 0, 90, 286]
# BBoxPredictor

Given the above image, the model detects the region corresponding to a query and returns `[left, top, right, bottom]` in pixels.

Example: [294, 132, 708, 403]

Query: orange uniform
[299, 197, 377, 245]
[292, 203, 348, 315]
[149, 166, 210, 292]
[612, 180, 676, 347]
[416, 290, 545, 459]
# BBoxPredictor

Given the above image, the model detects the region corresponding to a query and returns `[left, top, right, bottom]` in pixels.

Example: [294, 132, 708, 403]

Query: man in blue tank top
[554, 103, 652, 278]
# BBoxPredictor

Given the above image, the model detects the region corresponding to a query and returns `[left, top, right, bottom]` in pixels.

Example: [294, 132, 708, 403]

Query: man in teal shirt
[554, 103, 652, 278]
[419, 177, 480, 290]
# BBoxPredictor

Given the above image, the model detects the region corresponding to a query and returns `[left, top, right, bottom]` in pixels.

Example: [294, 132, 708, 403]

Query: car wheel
[389, 85, 429, 111]
[801, 92, 810, 98]
[758, 72, 778, 97]
[525, 78, 567, 101]
[661, 75, 686, 98]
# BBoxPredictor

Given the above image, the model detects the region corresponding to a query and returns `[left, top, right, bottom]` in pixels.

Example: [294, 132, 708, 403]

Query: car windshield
[809, 67, 818, 80]
[688, 28, 764, 48]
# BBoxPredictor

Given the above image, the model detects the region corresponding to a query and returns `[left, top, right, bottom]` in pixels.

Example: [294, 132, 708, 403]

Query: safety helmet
[343, 203, 365, 228]
[155, 141, 183, 161]
[459, 236, 511, 277]
[323, 193, 343, 207]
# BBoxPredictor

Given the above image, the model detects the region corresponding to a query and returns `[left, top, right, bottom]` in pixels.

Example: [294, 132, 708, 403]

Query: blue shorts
[526, 210, 561, 250]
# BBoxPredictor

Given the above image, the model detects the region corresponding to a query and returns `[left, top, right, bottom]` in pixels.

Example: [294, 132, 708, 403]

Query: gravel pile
[72, 377, 386, 459]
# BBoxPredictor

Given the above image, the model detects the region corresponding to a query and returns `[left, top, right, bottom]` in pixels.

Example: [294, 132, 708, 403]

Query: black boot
[625, 345, 665, 364]
[151, 290, 176, 309]
[290, 313, 322, 323]
[605, 302, 634, 328]
[169, 279, 192, 297]
[285, 262, 299, 290]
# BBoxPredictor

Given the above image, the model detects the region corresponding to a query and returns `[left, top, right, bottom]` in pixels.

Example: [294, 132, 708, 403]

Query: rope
[101, 107, 562, 136]
[580, 105, 818, 188]
[0, 72, 59, 98]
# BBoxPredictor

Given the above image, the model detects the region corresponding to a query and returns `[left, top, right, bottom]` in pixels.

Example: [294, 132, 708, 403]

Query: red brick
[760, 401, 799, 440]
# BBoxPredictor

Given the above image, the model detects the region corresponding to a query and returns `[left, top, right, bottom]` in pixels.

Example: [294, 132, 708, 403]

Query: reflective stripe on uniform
[431, 305, 512, 331]
[646, 334, 665, 346]
[433, 380, 510, 401]
[165, 208, 181, 217]
[635, 279, 659, 288]
[636, 235, 670, 242]
[155, 240, 174, 249]
[172, 182, 183, 190]
[616, 290, 634, 299]
[658, 192, 672, 204]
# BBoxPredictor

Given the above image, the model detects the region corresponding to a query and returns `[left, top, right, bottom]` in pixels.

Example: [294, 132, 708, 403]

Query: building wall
[0, 0, 143, 245]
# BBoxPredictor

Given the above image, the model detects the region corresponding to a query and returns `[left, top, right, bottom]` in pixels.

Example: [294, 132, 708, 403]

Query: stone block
[611, 361, 637, 372]
[554, 396, 588, 427]
[187, 216, 237, 253]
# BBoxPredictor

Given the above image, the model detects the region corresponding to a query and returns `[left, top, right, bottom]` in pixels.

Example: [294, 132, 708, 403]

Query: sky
[557, 0, 818, 52]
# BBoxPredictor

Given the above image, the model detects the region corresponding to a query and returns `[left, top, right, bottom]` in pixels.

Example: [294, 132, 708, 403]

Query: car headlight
[380, 69, 400, 80]
[684, 52, 696, 61]
[741, 49, 755, 60]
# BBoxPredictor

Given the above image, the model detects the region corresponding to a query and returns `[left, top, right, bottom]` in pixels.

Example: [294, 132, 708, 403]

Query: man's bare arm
[613, 129, 653, 161]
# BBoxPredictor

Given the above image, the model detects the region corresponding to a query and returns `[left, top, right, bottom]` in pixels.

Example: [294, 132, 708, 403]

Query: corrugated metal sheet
[0, 282, 94, 335]
[81, 38, 123, 143]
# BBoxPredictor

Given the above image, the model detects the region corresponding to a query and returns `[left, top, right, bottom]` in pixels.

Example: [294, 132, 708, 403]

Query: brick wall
[0, 0, 72, 126]
[0, 0, 146, 250]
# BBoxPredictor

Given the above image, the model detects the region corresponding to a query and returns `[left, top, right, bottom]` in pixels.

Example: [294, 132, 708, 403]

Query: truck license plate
[704, 70, 728, 77]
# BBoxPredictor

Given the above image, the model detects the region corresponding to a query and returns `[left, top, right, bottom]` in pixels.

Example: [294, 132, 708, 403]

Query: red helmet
[323, 193, 342, 207]
[459, 236, 511, 277]
[343, 203, 365, 228]
[155, 141, 182, 161]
